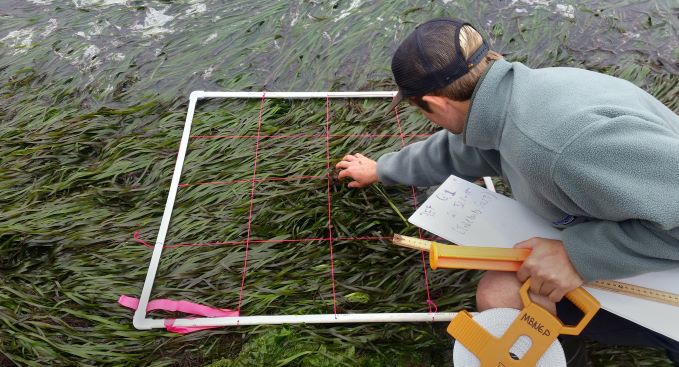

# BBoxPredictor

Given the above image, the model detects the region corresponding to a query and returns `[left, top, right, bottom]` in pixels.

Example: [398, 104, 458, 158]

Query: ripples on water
[1, 0, 677, 106]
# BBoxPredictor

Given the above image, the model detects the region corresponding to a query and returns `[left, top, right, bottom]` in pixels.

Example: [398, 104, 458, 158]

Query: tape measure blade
[587, 280, 679, 307]
[392, 234, 431, 251]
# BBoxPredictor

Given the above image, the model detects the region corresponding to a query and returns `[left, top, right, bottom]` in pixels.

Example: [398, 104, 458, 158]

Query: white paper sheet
[409, 175, 679, 341]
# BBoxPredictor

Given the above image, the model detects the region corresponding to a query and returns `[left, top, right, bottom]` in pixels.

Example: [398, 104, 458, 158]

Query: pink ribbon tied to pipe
[119, 295, 239, 334]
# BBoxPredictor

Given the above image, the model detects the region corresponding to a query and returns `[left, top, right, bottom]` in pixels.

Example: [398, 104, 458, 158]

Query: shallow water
[1, 0, 677, 107]
[1, 1, 678, 366]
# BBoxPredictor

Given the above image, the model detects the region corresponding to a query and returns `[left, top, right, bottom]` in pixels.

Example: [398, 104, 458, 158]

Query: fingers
[516, 264, 530, 283]
[518, 264, 569, 301]
[336, 162, 363, 183]
[336, 155, 357, 169]
[514, 237, 537, 249]
[519, 260, 556, 295]
[514, 238, 584, 304]
[529, 277, 544, 296]
[338, 170, 369, 187]
[335, 160, 351, 169]
[335, 153, 377, 188]
[548, 288, 566, 303]
[526, 292, 558, 315]
[335, 154, 364, 170]
[541, 283, 557, 300]
[337, 169, 352, 180]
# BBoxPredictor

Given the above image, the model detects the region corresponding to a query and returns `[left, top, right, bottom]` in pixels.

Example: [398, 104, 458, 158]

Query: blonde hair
[409, 25, 502, 108]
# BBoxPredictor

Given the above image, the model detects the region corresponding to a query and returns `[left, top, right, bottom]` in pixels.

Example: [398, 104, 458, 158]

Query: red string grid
[236, 93, 267, 312]
[142, 97, 437, 317]
[395, 108, 437, 314]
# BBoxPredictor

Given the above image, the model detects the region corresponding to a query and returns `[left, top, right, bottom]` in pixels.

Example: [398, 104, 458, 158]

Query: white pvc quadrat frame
[133, 90, 468, 330]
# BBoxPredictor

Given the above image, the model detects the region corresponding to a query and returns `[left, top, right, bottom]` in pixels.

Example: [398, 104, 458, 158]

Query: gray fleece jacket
[377, 59, 679, 281]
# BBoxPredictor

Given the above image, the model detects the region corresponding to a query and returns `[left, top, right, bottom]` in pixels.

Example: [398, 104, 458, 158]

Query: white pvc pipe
[137, 312, 460, 329]
[134, 93, 199, 330]
[132, 91, 457, 330]
[196, 91, 398, 99]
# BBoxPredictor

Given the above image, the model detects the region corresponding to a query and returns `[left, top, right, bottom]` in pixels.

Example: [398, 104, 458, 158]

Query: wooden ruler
[393, 234, 679, 307]
[586, 280, 679, 307]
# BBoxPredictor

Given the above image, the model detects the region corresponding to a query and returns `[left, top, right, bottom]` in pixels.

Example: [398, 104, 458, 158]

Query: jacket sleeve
[376, 130, 502, 187]
[554, 116, 679, 281]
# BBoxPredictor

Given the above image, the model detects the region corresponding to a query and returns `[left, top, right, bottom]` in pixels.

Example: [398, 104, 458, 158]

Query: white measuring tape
[452, 308, 566, 366]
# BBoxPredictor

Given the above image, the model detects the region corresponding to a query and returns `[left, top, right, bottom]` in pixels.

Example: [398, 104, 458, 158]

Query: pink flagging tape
[118, 295, 239, 333]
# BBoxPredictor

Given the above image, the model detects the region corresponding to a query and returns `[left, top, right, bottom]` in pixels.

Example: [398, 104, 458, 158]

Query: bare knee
[476, 271, 523, 311]
[476, 271, 557, 314]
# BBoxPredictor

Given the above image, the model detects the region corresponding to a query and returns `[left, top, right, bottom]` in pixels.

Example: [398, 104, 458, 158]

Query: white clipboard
[409, 175, 679, 341]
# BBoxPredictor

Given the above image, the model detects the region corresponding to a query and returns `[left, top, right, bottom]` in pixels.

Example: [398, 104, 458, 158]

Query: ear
[421, 95, 449, 111]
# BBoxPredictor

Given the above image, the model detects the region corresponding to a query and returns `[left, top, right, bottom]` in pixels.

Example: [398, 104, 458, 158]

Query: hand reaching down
[335, 153, 378, 188]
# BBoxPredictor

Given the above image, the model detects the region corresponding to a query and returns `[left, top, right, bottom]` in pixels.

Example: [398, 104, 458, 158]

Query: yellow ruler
[585, 280, 679, 307]
[393, 234, 679, 307]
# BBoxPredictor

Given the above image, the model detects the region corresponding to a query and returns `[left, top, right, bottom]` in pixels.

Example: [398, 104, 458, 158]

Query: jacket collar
[463, 59, 514, 150]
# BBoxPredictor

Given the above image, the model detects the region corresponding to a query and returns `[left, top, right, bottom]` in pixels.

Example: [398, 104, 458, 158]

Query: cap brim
[385, 90, 403, 115]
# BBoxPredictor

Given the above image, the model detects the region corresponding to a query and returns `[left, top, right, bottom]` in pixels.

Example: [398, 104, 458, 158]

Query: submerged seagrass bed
[1, 0, 678, 365]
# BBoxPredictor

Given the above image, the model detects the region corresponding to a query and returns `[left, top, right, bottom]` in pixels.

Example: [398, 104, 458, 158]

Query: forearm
[376, 130, 501, 186]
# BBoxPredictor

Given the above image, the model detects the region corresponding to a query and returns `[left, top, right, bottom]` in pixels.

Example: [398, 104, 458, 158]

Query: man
[335, 18, 679, 365]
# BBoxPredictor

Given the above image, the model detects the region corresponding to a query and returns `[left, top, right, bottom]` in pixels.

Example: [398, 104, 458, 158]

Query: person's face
[414, 95, 470, 134]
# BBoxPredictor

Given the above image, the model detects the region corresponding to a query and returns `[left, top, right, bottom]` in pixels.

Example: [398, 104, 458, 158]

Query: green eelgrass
[1, 0, 678, 366]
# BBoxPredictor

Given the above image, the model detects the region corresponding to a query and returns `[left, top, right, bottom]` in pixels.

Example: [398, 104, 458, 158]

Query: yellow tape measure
[449, 279, 600, 366]
[393, 234, 679, 307]
[586, 280, 679, 307]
